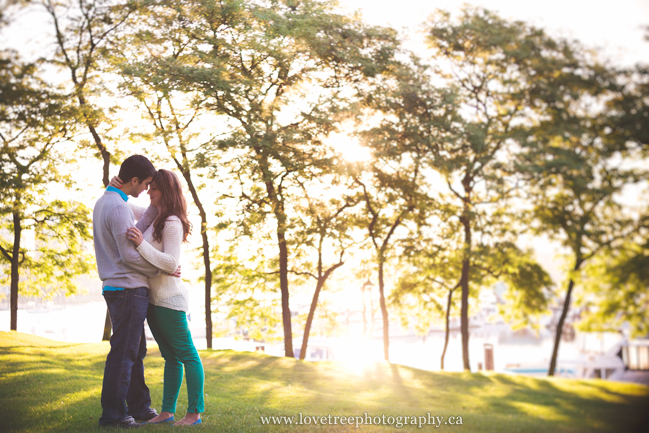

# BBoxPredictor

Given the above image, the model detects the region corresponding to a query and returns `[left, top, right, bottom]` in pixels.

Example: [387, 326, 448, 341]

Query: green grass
[1, 331, 648, 433]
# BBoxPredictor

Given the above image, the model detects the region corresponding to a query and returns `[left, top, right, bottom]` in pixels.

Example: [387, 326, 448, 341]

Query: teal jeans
[147, 304, 205, 414]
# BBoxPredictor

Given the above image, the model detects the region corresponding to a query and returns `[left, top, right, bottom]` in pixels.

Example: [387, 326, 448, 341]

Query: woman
[111, 169, 204, 426]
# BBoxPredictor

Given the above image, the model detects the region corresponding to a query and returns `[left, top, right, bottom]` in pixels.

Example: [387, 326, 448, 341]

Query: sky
[338, 0, 649, 67]
[4, 0, 649, 66]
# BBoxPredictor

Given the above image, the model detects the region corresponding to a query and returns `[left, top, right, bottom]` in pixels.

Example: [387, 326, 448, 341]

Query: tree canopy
[1, 1, 648, 375]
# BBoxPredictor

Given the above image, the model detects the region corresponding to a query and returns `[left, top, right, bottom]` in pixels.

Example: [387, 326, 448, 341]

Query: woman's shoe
[145, 416, 174, 424]
[173, 419, 201, 426]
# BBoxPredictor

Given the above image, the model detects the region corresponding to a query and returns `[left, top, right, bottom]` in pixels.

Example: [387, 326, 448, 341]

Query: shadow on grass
[214, 350, 649, 431]
[196, 347, 649, 432]
[2, 332, 649, 433]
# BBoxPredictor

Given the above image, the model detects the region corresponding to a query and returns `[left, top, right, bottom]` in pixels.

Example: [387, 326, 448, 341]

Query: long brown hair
[151, 169, 192, 243]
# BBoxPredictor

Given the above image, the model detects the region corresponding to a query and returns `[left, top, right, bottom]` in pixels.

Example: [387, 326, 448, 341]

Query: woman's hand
[165, 265, 182, 278]
[109, 176, 123, 188]
[126, 227, 144, 246]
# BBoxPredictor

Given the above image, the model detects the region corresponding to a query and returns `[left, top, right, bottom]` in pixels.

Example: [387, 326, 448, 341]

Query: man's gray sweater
[93, 190, 159, 289]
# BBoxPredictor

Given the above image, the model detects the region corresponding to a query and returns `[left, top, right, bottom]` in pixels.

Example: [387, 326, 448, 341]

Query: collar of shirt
[107, 186, 129, 202]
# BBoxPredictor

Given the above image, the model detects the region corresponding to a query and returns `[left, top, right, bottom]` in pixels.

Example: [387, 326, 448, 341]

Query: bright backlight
[327, 133, 372, 163]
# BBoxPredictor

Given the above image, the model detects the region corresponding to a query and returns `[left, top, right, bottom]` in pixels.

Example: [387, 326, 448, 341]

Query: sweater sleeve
[136, 218, 182, 274]
[127, 201, 147, 220]
[108, 206, 159, 277]
[135, 205, 158, 233]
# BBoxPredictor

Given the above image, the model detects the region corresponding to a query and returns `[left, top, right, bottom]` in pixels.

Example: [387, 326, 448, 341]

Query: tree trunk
[92, 122, 113, 342]
[179, 168, 213, 349]
[300, 277, 325, 361]
[201, 227, 213, 349]
[299, 259, 342, 361]
[77, 90, 111, 190]
[459, 213, 472, 371]
[378, 258, 390, 362]
[277, 225, 294, 358]
[10, 211, 21, 331]
[258, 152, 294, 358]
[548, 260, 581, 376]
[93, 128, 111, 189]
[362, 287, 368, 337]
[441, 288, 455, 371]
[54, 14, 114, 341]
[102, 312, 112, 341]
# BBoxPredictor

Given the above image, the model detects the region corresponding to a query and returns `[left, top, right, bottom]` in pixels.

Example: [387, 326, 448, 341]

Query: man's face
[130, 176, 153, 198]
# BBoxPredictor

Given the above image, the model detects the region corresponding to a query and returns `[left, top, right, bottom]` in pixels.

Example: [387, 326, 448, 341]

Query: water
[0, 302, 622, 377]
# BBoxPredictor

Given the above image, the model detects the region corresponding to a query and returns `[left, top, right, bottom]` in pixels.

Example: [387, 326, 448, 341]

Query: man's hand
[109, 176, 123, 188]
[126, 227, 144, 246]
[167, 265, 182, 278]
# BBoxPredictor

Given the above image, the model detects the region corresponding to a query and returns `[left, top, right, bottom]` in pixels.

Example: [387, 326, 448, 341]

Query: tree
[133, 0, 398, 357]
[391, 240, 462, 370]
[211, 244, 283, 343]
[0, 51, 93, 331]
[354, 57, 457, 364]
[43, 0, 140, 340]
[574, 65, 649, 340]
[350, 154, 428, 363]
[114, 39, 219, 347]
[393, 231, 551, 370]
[522, 139, 642, 376]
[290, 176, 358, 360]
[423, 7, 582, 371]
[518, 58, 644, 375]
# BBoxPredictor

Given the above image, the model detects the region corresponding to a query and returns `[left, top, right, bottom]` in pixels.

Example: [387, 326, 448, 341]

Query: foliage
[390, 237, 464, 336]
[423, 7, 559, 370]
[123, 0, 400, 356]
[578, 240, 649, 338]
[0, 200, 94, 298]
[603, 65, 649, 150]
[512, 16, 645, 375]
[487, 245, 552, 330]
[211, 243, 283, 343]
[43, 0, 147, 186]
[0, 50, 93, 325]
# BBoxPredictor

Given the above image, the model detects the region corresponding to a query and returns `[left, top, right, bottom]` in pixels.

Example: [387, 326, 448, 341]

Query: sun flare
[327, 132, 372, 163]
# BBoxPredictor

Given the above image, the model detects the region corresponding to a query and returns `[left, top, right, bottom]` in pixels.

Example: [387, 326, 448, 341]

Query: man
[93, 155, 177, 428]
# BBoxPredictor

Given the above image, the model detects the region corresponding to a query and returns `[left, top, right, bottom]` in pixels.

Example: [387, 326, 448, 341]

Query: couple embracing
[93, 155, 204, 428]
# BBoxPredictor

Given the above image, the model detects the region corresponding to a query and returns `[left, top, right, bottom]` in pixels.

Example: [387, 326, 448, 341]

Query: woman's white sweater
[129, 202, 189, 312]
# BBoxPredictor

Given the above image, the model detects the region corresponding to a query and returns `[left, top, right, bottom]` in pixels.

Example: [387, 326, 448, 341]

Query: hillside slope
[1, 331, 648, 432]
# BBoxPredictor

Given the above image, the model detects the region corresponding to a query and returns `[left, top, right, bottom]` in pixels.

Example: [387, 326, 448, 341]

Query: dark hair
[151, 169, 192, 243]
[118, 155, 157, 184]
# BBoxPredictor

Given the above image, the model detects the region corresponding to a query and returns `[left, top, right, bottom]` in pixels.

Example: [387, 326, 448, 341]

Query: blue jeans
[99, 287, 153, 425]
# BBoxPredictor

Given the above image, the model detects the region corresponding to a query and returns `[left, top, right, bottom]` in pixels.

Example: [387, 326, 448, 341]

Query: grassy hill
[1, 331, 648, 432]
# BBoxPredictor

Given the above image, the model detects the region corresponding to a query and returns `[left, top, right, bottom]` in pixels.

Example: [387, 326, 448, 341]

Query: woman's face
[148, 182, 162, 208]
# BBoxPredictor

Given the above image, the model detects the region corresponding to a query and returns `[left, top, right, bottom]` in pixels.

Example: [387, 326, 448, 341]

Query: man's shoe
[99, 416, 142, 428]
[130, 409, 158, 422]
[116, 419, 142, 429]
